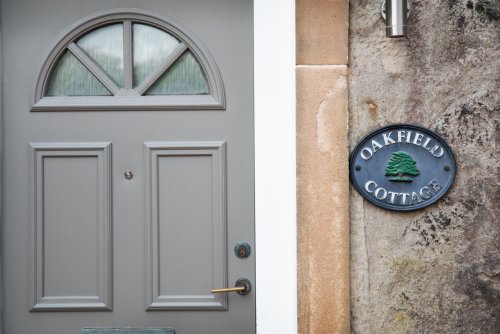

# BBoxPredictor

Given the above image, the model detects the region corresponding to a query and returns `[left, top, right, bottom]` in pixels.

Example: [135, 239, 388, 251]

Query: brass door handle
[211, 278, 252, 296]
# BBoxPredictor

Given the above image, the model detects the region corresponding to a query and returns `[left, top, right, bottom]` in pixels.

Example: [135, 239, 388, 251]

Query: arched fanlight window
[32, 10, 225, 111]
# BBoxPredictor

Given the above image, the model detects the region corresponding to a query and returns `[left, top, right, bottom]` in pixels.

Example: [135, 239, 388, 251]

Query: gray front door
[1, 1, 255, 333]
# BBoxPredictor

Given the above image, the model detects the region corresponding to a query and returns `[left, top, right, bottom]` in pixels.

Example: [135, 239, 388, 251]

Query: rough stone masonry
[349, 0, 499, 333]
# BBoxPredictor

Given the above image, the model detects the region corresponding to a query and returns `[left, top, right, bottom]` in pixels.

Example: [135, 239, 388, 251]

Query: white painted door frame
[254, 1, 297, 333]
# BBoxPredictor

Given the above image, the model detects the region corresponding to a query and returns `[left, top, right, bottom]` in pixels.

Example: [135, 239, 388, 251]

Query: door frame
[0, 0, 297, 332]
[254, 0, 297, 333]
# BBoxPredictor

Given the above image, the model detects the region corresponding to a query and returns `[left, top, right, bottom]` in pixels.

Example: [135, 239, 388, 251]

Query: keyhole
[234, 242, 251, 258]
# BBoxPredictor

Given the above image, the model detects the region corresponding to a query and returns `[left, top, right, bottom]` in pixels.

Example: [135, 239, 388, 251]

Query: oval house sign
[350, 124, 456, 211]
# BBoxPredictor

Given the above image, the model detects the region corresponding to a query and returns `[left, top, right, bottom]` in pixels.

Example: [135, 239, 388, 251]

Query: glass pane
[145, 51, 209, 95]
[77, 24, 124, 86]
[133, 23, 180, 87]
[47, 51, 111, 96]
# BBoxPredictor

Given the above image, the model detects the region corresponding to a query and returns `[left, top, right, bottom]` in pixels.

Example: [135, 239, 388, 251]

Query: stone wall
[349, 0, 499, 333]
[296, 1, 350, 333]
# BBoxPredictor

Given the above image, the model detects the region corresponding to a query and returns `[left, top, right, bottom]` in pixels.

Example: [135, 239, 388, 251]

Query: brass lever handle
[211, 286, 246, 293]
[211, 278, 252, 296]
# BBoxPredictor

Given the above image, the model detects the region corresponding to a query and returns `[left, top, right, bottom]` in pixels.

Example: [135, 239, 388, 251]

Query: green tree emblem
[385, 151, 420, 182]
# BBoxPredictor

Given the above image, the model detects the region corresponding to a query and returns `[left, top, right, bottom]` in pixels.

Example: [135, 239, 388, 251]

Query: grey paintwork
[31, 143, 113, 311]
[144, 142, 228, 310]
[81, 329, 174, 334]
[1, 0, 254, 333]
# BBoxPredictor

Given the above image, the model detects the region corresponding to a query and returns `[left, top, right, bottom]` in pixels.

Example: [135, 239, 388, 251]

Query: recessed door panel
[145, 142, 226, 310]
[31, 143, 112, 311]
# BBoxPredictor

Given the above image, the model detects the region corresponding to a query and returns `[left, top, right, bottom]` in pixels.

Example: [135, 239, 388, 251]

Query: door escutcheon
[211, 278, 252, 296]
[234, 242, 251, 258]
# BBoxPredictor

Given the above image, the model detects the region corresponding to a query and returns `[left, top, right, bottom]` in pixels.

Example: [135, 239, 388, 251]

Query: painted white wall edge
[254, 0, 297, 333]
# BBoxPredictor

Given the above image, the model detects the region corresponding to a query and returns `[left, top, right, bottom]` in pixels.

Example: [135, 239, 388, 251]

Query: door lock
[211, 278, 252, 296]
[234, 242, 251, 258]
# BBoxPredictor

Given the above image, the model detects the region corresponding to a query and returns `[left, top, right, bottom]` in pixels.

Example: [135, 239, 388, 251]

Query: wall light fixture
[381, 0, 411, 38]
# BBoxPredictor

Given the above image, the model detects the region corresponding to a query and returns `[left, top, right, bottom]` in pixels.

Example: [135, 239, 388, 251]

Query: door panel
[1, 1, 254, 333]
[145, 142, 227, 310]
[31, 143, 112, 311]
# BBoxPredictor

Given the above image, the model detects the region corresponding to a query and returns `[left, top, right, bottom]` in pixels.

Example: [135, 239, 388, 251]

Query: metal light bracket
[381, 0, 412, 38]
[380, 0, 412, 20]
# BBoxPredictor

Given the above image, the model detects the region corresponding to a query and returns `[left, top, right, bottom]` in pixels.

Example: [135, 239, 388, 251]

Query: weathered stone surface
[296, 0, 349, 65]
[297, 65, 350, 334]
[349, 0, 499, 333]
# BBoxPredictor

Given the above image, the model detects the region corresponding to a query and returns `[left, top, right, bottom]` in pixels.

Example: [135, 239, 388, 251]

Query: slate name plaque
[350, 124, 456, 211]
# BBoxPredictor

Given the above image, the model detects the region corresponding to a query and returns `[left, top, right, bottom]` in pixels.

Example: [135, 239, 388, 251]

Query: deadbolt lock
[234, 242, 251, 258]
